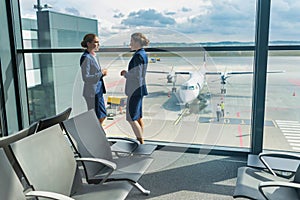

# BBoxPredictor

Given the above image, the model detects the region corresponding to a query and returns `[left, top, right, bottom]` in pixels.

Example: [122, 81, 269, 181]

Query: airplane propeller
[167, 66, 176, 83]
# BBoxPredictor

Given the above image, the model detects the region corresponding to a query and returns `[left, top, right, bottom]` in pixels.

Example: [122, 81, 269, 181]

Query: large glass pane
[264, 0, 300, 153]
[269, 1, 300, 45]
[99, 50, 254, 149]
[19, 0, 258, 150]
[19, 0, 256, 48]
[0, 0, 20, 134]
[24, 52, 81, 122]
[264, 51, 300, 152]
[24, 49, 255, 150]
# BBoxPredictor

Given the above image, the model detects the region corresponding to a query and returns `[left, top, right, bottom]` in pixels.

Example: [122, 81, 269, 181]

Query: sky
[20, 0, 300, 45]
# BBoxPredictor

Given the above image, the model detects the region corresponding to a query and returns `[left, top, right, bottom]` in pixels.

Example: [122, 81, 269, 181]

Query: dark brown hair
[81, 33, 97, 48]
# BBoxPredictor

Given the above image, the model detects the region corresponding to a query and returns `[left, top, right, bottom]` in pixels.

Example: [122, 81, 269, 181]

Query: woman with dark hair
[80, 33, 107, 125]
[120, 32, 150, 144]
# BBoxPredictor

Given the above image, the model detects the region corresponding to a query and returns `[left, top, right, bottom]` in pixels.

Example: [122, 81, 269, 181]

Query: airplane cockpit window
[181, 86, 188, 90]
[181, 85, 195, 90]
[188, 86, 195, 90]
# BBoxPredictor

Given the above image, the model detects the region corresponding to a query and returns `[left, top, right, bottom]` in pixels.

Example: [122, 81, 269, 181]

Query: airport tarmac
[99, 54, 300, 153]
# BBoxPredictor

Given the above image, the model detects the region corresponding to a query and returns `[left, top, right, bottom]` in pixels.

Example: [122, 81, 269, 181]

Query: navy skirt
[126, 96, 143, 121]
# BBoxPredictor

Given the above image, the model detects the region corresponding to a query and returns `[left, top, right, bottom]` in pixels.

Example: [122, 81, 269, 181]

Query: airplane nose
[178, 90, 189, 104]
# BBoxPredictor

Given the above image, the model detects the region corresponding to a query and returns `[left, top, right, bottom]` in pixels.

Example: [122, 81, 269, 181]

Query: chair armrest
[259, 152, 300, 176]
[75, 157, 117, 184]
[25, 190, 75, 200]
[107, 137, 140, 145]
[259, 181, 300, 200]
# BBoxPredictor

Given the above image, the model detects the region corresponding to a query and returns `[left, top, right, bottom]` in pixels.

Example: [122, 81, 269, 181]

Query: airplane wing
[147, 70, 191, 75]
[147, 70, 169, 74]
[205, 70, 285, 75]
[204, 72, 222, 75]
[228, 70, 285, 75]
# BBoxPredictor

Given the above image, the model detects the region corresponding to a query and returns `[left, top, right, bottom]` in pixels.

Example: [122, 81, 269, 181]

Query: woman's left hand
[120, 70, 127, 76]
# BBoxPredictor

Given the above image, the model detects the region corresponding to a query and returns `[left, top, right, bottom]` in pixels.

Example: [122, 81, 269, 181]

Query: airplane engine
[167, 74, 174, 83]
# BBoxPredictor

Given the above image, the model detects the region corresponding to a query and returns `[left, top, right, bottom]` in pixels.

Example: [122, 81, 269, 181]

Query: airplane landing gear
[221, 88, 226, 94]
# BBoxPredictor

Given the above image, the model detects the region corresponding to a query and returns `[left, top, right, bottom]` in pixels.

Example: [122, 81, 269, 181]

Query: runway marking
[290, 143, 300, 147]
[276, 120, 299, 123]
[104, 115, 125, 129]
[284, 133, 300, 136]
[288, 139, 300, 143]
[106, 79, 125, 88]
[282, 130, 300, 133]
[238, 125, 243, 147]
[286, 136, 300, 139]
[276, 120, 300, 150]
[199, 117, 275, 126]
[174, 108, 189, 125]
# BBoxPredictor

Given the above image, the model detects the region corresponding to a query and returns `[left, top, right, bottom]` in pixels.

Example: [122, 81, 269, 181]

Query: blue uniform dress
[124, 48, 148, 121]
[80, 50, 107, 119]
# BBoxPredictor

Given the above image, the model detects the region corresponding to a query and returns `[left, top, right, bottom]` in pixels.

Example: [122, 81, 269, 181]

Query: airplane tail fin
[200, 51, 207, 74]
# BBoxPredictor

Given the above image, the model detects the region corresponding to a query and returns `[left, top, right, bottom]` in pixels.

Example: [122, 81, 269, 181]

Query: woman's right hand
[102, 69, 108, 76]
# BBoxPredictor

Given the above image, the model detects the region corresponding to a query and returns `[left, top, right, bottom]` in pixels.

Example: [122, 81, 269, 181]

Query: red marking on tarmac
[236, 112, 243, 147]
[238, 125, 243, 147]
[102, 79, 126, 129]
[104, 115, 125, 130]
[105, 79, 125, 88]
[289, 79, 300, 87]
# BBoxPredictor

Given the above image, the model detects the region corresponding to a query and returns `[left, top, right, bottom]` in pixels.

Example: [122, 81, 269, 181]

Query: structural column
[251, 0, 271, 154]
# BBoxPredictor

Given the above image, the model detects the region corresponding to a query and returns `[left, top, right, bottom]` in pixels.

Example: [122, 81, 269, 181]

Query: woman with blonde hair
[121, 33, 150, 144]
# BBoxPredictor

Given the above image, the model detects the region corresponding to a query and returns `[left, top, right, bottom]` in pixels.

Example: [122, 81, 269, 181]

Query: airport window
[264, 51, 300, 152]
[269, 0, 300, 46]
[2, 0, 293, 155]
[264, 0, 300, 153]
[17, 0, 256, 150]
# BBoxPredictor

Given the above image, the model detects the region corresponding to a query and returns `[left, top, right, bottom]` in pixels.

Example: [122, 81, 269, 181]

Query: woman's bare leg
[129, 120, 144, 144]
[137, 118, 144, 132]
[99, 117, 106, 126]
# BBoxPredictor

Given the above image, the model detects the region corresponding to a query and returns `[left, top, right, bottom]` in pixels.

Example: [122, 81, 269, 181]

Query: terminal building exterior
[22, 11, 98, 123]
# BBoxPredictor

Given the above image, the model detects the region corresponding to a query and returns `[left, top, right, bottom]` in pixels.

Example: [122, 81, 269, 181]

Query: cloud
[269, 0, 300, 40]
[19, 0, 300, 43]
[173, 1, 256, 41]
[165, 11, 176, 16]
[113, 12, 125, 19]
[181, 7, 192, 12]
[64, 7, 80, 16]
[121, 9, 175, 27]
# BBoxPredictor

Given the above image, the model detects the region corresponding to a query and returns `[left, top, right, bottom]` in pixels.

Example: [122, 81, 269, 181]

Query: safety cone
[168, 91, 171, 98]
[293, 91, 296, 96]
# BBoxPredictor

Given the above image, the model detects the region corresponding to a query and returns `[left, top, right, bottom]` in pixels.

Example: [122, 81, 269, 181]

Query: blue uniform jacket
[80, 50, 106, 98]
[124, 48, 148, 97]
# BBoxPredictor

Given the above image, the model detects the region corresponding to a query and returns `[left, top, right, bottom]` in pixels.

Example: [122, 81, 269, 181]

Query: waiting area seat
[36, 107, 72, 132]
[0, 122, 38, 179]
[233, 152, 300, 200]
[9, 125, 136, 200]
[62, 110, 153, 195]
[108, 136, 157, 156]
[37, 107, 157, 156]
[0, 148, 74, 200]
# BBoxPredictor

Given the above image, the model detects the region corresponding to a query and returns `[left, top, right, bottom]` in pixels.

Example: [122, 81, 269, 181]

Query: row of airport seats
[233, 152, 300, 199]
[0, 107, 157, 200]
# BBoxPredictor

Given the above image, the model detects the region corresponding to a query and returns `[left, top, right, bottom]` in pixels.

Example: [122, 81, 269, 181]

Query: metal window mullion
[5, 0, 23, 130]
[251, 0, 271, 154]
